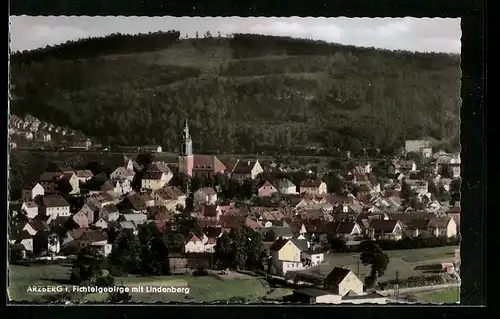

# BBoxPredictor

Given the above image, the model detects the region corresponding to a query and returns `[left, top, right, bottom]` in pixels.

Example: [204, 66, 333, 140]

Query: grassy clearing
[303, 246, 458, 284]
[414, 287, 460, 303]
[9, 263, 292, 303]
[8, 263, 72, 301]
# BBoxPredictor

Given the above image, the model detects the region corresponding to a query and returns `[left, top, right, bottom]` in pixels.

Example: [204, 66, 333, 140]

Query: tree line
[10, 32, 461, 155]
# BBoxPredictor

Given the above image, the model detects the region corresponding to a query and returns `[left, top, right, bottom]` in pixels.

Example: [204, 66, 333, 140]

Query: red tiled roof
[142, 171, 165, 180]
[155, 186, 185, 201]
[42, 195, 69, 207]
[300, 180, 323, 188]
[369, 219, 399, 233]
[193, 155, 226, 172]
[197, 187, 217, 196]
[231, 159, 257, 174]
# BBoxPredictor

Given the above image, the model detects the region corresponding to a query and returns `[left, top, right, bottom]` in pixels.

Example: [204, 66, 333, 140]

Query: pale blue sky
[10, 16, 461, 54]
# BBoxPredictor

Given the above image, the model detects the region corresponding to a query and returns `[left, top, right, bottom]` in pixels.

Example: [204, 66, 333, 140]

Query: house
[111, 178, 132, 196]
[334, 221, 363, 238]
[62, 229, 109, 254]
[405, 140, 431, 155]
[269, 238, 308, 276]
[85, 231, 112, 257]
[195, 204, 222, 220]
[141, 171, 169, 190]
[387, 160, 401, 175]
[75, 170, 94, 183]
[32, 231, 60, 256]
[275, 178, 297, 195]
[148, 162, 174, 182]
[323, 267, 364, 297]
[77, 204, 96, 225]
[72, 211, 89, 228]
[94, 218, 108, 229]
[141, 145, 162, 153]
[21, 182, 45, 202]
[184, 234, 205, 253]
[110, 167, 135, 182]
[261, 226, 294, 241]
[258, 181, 278, 197]
[9, 230, 34, 253]
[203, 227, 223, 253]
[99, 204, 120, 222]
[355, 184, 373, 202]
[119, 213, 148, 225]
[153, 186, 187, 210]
[404, 179, 429, 196]
[427, 217, 458, 238]
[21, 201, 39, 219]
[301, 248, 325, 267]
[90, 241, 113, 257]
[400, 160, 417, 172]
[87, 191, 117, 209]
[60, 171, 80, 194]
[299, 180, 327, 196]
[40, 195, 71, 218]
[229, 159, 264, 181]
[12, 222, 38, 236]
[368, 219, 405, 240]
[193, 187, 218, 205]
[118, 193, 148, 214]
[283, 288, 342, 304]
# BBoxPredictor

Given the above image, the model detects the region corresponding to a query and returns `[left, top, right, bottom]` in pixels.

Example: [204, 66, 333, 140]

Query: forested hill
[10, 31, 462, 155]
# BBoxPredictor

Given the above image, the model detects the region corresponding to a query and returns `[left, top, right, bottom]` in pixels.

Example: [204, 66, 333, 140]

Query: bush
[69, 269, 82, 285]
[95, 274, 115, 287]
[380, 274, 457, 290]
[365, 236, 459, 251]
[108, 264, 125, 277]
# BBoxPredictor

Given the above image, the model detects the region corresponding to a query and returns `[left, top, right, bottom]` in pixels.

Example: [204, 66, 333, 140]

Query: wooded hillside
[10, 31, 461, 154]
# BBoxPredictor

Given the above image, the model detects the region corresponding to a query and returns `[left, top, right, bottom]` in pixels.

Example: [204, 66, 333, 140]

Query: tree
[108, 229, 142, 274]
[137, 223, 170, 275]
[174, 214, 203, 238]
[10, 33, 460, 157]
[215, 226, 264, 271]
[214, 232, 233, 270]
[327, 235, 347, 252]
[359, 241, 390, 289]
[136, 152, 154, 169]
[328, 159, 342, 170]
[428, 179, 438, 197]
[436, 182, 450, 202]
[70, 248, 106, 285]
[322, 172, 344, 193]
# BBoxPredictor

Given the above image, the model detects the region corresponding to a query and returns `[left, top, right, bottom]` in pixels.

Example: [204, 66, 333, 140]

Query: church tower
[178, 117, 194, 177]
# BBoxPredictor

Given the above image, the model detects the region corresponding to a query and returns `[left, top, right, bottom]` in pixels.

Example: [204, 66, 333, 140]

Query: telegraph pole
[395, 270, 400, 302]
[357, 259, 360, 277]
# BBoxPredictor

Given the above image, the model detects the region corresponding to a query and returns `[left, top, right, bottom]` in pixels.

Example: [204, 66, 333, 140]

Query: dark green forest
[10, 31, 461, 154]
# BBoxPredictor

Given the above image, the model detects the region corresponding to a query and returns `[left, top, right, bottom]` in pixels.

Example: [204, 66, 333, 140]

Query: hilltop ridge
[10, 31, 461, 155]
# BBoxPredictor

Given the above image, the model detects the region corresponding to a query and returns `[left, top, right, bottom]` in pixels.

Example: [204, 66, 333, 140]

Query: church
[178, 118, 227, 179]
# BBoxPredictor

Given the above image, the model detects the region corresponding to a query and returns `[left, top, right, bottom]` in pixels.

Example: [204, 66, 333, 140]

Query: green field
[8, 263, 293, 303]
[303, 246, 458, 284]
[414, 287, 460, 303]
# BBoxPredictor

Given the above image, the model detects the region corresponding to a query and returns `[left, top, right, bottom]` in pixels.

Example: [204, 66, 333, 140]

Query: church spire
[180, 117, 193, 156]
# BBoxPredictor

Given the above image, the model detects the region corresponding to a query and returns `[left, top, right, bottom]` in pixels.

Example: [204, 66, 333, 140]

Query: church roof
[192, 155, 226, 172]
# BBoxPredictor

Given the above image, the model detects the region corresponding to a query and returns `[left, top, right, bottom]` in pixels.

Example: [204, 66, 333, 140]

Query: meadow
[8, 263, 293, 303]
[300, 246, 458, 284]
[413, 286, 460, 304]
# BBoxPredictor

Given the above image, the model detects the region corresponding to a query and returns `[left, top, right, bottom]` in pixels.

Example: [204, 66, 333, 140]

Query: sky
[9, 16, 461, 54]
